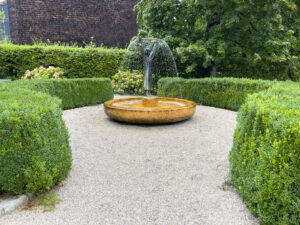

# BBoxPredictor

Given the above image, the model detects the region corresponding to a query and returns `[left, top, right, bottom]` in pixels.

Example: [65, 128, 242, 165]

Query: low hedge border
[157, 77, 274, 111]
[0, 83, 71, 194]
[158, 77, 300, 224]
[0, 44, 125, 80]
[10, 78, 114, 109]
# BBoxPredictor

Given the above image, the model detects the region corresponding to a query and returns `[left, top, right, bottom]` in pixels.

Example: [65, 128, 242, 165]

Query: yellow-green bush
[11, 78, 113, 109]
[230, 82, 300, 225]
[0, 84, 71, 194]
[0, 44, 125, 80]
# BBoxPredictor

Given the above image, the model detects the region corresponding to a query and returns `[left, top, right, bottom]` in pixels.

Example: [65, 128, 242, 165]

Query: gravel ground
[0, 99, 259, 225]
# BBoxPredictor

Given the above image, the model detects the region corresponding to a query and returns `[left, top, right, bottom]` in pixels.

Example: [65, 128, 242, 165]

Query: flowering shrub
[22, 66, 64, 80]
[112, 70, 145, 95]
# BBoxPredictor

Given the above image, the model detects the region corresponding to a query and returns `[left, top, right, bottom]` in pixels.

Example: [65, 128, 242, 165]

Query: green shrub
[112, 70, 145, 95]
[158, 77, 273, 111]
[10, 78, 113, 109]
[22, 66, 64, 80]
[0, 44, 125, 80]
[230, 82, 300, 225]
[0, 84, 71, 194]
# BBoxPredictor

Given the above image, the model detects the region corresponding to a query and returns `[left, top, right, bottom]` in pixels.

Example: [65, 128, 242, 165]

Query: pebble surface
[0, 99, 259, 225]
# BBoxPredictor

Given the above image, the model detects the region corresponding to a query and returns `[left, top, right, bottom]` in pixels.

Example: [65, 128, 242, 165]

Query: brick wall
[7, 0, 139, 47]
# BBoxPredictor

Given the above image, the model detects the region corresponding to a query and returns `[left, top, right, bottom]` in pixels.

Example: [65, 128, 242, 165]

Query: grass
[220, 179, 235, 192]
[23, 192, 61, 212]
[33, 192, 61, 212]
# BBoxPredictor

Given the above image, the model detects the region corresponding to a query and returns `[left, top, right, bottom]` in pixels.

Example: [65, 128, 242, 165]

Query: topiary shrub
[230, 82, 300, 225]
[0, 44, 125, 80]
[0, 84, 72, 194]
[11, 78, 113, 109]
[158, 77, 273, 110]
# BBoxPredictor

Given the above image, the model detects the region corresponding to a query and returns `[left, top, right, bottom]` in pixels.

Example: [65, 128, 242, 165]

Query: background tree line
[135, 0, 300, 81]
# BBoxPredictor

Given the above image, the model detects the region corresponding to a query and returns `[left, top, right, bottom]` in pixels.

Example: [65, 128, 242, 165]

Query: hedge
[157, 77, 274, 111]
[230, 82, 300, 225]
[0, 83, 71, 194]
[0, 78, 114, 194]
[0, 44, 125, 80]
[10, 78, 114, 109]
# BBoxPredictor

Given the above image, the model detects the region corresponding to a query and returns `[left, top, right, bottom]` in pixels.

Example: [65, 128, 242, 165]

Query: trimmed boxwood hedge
[0, 44, 125, 80]
[230, 82, 300, 225]
[0, 83, 71, 194]
[10, 78, 114, 109]
[158, 77, 300, 224]
[158, 77, 274, 111]
[0, 78, 114, 194]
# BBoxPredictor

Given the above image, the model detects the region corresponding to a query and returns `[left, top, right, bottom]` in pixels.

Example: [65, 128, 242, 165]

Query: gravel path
[0, 99, 259, 225]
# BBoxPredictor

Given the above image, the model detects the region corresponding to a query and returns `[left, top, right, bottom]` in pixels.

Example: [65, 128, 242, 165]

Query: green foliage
[0, 44, 125, 80]
[10, 78, 113, 109]
[0, 78, 113, 195]
[135, 0, 300, 81]
[158, 77, 273, 111]
[0, 84, 71, 195]
[22, 66, 64, 80]
[230, 82, 300, 225]
[112, 70, 145, 95]
[0, 10, 3, 34]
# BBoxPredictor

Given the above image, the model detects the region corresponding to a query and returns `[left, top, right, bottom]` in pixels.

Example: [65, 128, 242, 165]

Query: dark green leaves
[135, 0, 300, 81]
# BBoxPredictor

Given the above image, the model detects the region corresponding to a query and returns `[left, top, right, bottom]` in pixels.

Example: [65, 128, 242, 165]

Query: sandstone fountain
[104, 38, 196, 124]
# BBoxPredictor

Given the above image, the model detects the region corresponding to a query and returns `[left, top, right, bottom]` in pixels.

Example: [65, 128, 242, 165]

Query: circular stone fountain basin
[104, 97, 196, 124]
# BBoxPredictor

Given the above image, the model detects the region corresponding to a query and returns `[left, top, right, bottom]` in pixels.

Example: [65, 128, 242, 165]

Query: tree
[0, 8, 4, 35]
[135, 0, 300, 81]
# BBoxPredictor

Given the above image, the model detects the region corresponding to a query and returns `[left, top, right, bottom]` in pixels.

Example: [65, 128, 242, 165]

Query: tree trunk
[209, 62, 217, 77]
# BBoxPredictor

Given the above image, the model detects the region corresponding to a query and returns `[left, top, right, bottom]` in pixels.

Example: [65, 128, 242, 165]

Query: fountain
[104, 38, 196, 124]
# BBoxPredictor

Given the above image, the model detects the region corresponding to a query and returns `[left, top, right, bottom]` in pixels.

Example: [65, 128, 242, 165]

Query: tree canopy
[0, 10, 4, 34]
[135, 0, 300, 81]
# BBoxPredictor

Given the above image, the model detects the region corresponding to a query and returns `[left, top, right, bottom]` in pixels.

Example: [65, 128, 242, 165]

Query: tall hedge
[158, 77, 273, 111]
[230, 83, 300, 225]
[11, 78, 114, 109]
[0, 44, 125, 80]
[0, 84, 71, 194]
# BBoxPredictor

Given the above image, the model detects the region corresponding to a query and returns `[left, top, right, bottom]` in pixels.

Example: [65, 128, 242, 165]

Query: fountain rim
[104, 97, 196, 112]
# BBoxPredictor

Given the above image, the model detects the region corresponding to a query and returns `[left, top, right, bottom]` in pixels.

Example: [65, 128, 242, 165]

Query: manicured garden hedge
[0, 83, 71, 194]
[0, 78, 114, 194]
[158, 77, 274, 111]
[230, 82, 300, 225]
[11, 78, 114, 109]
[0, 44, 125, 80]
